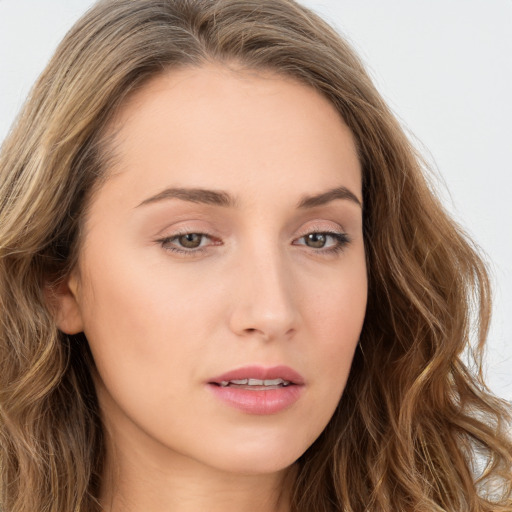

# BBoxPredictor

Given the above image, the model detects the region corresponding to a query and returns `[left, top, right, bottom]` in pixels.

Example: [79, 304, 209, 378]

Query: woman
[0, 0, 510, 511]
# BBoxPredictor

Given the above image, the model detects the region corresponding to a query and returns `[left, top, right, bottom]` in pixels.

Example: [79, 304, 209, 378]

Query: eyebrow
[136, 185, 362, 209]
[297, 186, 362, 209]
[137, 187, 235, 208]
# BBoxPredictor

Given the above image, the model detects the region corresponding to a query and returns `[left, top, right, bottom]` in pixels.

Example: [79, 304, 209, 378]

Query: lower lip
[207, 384, 303, 415]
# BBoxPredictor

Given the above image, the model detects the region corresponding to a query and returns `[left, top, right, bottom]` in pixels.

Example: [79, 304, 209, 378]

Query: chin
[212, 453, 299, 477]
[196, 430, 313, 476]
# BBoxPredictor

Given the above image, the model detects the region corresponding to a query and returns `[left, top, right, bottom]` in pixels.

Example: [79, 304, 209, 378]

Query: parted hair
[0, 0, 511, 511]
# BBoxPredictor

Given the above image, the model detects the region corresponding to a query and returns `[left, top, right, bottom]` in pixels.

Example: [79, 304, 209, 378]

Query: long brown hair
[1, 1, 511, 510]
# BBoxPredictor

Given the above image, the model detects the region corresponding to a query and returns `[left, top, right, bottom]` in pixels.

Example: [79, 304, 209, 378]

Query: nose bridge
[228, 236, 298, 340]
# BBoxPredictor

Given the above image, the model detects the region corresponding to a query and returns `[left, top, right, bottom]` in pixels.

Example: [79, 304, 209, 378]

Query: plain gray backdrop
[1, 0, 510, 401]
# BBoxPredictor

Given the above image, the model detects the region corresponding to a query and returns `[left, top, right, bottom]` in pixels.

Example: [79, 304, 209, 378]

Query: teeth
[264, 378, 289, 386]
[219, 378, 291, 387]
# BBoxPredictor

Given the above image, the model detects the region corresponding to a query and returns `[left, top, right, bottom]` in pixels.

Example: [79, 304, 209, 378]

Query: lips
[208, 365, 305, 386]
[207, 365, 305, 415]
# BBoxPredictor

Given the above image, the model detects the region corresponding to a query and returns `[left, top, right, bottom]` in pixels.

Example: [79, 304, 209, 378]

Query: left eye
[294, 232, 349, 251]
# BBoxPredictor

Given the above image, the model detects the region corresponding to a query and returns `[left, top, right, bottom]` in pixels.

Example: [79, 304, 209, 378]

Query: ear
[45, 271, 84, 335]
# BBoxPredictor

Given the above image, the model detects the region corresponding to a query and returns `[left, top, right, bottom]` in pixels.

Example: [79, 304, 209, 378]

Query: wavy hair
[1, 0, 511, 510]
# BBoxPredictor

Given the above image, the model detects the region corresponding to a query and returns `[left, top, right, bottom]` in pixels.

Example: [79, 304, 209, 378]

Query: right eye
[157, 232, 219, 255]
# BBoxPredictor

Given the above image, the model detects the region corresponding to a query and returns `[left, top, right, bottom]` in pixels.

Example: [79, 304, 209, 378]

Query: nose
[227, 245, 299, 342]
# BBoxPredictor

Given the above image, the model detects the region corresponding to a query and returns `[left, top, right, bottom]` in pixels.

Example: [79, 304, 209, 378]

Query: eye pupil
[306, 233, 327, 248]
[179, 233, 202, 248]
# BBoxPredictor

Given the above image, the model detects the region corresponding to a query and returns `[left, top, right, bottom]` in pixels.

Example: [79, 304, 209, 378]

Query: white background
[1, 1, 510, 401]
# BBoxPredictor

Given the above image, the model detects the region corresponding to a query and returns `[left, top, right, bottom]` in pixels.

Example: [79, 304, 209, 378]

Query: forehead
[98, 63, 362, 206]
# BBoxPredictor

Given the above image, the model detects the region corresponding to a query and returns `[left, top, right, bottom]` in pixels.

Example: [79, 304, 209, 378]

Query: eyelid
[294, 220, 346, 236]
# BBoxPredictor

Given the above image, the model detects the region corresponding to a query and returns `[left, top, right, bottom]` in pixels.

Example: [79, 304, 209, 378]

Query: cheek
[75, 244, 232, 409]
[304, 249, 367, 334]
[77, 264, 212, 447]
[304, 256, 367, 383]
[76, 257, 182, 385]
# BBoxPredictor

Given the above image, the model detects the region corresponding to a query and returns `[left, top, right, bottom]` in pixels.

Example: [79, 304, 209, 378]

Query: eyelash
[156, 229, 351, 257]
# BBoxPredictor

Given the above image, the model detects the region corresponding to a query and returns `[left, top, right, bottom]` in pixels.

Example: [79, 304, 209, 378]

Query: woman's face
[59, 64, 367, 476]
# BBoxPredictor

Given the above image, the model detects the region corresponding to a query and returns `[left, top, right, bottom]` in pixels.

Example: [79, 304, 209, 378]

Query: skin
[55, 64, 367, 512]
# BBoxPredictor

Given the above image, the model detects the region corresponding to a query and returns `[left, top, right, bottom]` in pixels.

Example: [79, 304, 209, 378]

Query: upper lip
[208, 365, 305, 385]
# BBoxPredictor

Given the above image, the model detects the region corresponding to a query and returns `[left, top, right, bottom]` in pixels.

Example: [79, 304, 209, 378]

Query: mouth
[214, 377, 292, 390]
[206, 365, 305, 414]
[208, 364, 305, 388]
